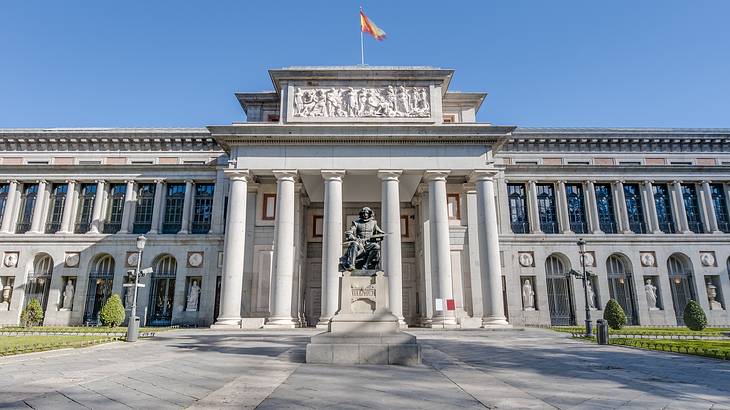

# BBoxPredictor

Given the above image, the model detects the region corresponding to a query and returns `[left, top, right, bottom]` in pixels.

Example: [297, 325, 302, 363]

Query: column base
[211, 317, 242, 328]
[264, 317, 297, 329]
[316, 318, 331, 329]
[431, 315, 458, 329]
[210, 323, 241, 330]
[241, 318, 266, 329]
[483, 316, 510, 327]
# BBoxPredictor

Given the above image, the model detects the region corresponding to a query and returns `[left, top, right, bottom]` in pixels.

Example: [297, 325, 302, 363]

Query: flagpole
[360, 30, 365, 65]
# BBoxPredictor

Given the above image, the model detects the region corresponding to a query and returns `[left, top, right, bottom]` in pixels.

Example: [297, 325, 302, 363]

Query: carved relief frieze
[292, 86, 430, 119]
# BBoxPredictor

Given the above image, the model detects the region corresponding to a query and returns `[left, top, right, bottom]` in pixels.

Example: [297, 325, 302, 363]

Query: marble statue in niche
[707, 281, 723, 310]
[586, 281, 596, 310]
[522, 279, 535, 310]
[61, 279, 74, 310]
[0, 281, 11, 311]
[339, 207, 386, 271]
[645, 278, 659, 310]
[186, 280, 201, 311]
[293, 86, 430, 118]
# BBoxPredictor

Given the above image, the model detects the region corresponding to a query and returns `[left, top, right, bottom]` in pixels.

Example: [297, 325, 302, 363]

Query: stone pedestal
[306, 271, 421, 365]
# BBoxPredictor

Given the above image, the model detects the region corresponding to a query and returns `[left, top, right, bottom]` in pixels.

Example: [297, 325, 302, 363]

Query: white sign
[123, 283, 145, 288]
[435, 298, 444, 312]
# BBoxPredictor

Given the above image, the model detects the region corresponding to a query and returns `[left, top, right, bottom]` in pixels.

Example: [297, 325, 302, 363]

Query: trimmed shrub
[20, 298, 44, 327]
[604, 299, 627, 330]
[683, 300, 707, 331]
[99, 294, 125, 327]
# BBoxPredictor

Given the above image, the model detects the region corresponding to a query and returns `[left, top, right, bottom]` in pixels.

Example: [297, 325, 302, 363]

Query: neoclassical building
[1, 66, 729, 329]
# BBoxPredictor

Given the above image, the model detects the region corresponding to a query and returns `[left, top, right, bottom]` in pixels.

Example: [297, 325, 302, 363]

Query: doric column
[556, 180, 571, 234]
[425, 171, 456, 326]
[614, 181, 632, 234]
[463, 185, 484, 319]
[472, 170, 509, 326]
[267, 170, 298, 328]
[526, 180, 542, 234]
[701, 181, 720, 234]
[378, 170, 404, 324]
[585, 180, 603, 234]
[148, 179, 165, 234]
[642, 181, 661, 234]
[179, 179, 194, 234]
[118, 180, 135, 234]
[29, 180, 48, 233]
[0, 180, 18, 233]
[214, 170, 251, 327]
[57, 180, 77, 234]
[88, 180, 106, 234]
[319, 170, 345, 326]
[672, 180, 690, 233]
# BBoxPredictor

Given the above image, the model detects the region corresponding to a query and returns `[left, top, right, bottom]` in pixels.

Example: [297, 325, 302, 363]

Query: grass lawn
[0, 335, 122, 356]
[609, 337, 730, 360]
[552, 326, 730, 337]
[0, 326, 174, 334]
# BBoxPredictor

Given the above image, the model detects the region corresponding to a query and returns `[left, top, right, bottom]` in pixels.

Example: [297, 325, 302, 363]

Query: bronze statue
[339, 207, 386, 271]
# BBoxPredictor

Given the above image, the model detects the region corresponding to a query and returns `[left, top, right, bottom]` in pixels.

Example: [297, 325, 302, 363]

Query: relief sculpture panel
[292, 86, 430, 118]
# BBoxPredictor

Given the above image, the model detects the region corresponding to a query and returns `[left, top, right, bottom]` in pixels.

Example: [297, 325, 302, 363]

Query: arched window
[606, 254, 637, 324]
[149, 255, 177, 325]
[545, 254, 574, 325]
[25, 254, 53, 311]
[84, 255, 115, 324]
[667, 254, 695, 325]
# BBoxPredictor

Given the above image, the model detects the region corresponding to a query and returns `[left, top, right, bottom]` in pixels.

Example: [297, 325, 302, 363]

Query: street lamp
[577, 238, 593, 337]
[126, 235, 148, 342]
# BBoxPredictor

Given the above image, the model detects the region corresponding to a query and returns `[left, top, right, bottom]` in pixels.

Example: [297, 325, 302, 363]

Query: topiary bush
[99, 294, 125, 327]
[20, 298, 44, 327]
[683, 300, 707, 331]
[604, 299, 627, 330]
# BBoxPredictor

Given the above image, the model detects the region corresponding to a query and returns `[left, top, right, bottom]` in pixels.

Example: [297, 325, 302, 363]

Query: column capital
[672, 180, 683, 185]
[124, 179, 135, 184]
[36, 179, 47, 185]
[424, 170, 450, 181]
[273, 170, 298, 181]
[643, 180, 654, 185]
[469, 169, 499, 182]
[94, 179, 106, 185]
[377, 170, 402, 181]
[184, 178, 194, 184]
[64, 179, 77, 184]
[700, 180, 711, 185]
[223, 169, 251, 182]
[153, 178, 166, 184]
[5, 179, 18, 185]
[321, 170, 345, 181]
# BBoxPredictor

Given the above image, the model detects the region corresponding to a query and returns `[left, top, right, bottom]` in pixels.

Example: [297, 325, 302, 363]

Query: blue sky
[1, 1, 728, 128]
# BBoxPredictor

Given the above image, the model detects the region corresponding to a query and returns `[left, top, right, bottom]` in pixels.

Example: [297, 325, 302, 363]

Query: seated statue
[339, 207, 386, 271]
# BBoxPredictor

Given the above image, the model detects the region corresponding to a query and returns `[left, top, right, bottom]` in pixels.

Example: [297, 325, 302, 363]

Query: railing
[74, 222, 91, 234]
[190, 222, 211, 234]
[658, 221, 676, 233]
[540, 222, 559, 234]
[570, 221, 588, 234]
[45, 222, 61, 234]
[132, 223, 151, 234]
[510, 222, 530, 234]
[15, 222, 31, 234]
[600, 221, 618, 234]
[719, 221, 730, 234]
[687, 221, 705, 234]
[161, 223, 181, 234]
[628, 221, 647, 234]
[102, 223, 121, 234]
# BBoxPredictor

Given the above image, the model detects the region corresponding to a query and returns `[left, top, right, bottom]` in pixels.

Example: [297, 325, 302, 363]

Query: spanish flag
[360, 8, 386, 41]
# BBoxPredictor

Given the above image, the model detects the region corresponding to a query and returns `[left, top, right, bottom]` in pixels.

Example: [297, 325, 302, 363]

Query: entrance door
[668, 255, 695, 325]
[84, 255, 115, 324]
[545, 255, 575, 325]
[213, 275, 221, 322]
[148, 255, 177, 326]
[25, 255, 53, 311]
[607, 255, 637, 325]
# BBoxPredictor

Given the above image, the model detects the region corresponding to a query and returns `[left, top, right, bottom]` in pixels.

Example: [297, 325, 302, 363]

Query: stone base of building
[210, 323, 241, 330]
[241, 318, 266, 329]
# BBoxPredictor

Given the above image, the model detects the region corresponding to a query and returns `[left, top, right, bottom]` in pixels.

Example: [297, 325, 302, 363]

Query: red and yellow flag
[360, 8, 386, 41]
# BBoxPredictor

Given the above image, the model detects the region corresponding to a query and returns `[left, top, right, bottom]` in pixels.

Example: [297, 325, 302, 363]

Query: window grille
[594, 184, 617, 234]
[161, 183, 185, 234]
[507, 184, 529, 233]
[74, 183, 97, 233]
[191, 183, 214, 234]
[710, 184, 730, 233]
[16, 183, 39, 234]
[133, 183, 156, 234]
[103, 183, 127, 234]
[653, 184, 675, 233]
[565, 184, 587, 234]
[623, 184, 646, 234]
[681, 184, 704, 234]
[536, 183, 558, 234]
[0, 183, 10, 228]
[45, 184, 68, 233]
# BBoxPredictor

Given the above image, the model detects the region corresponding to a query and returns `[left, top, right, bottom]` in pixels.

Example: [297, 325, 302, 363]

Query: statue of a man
[339, 207, 385, 271]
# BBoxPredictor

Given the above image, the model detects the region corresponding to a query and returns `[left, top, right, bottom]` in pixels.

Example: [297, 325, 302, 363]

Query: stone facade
[1, 66, 729, 328]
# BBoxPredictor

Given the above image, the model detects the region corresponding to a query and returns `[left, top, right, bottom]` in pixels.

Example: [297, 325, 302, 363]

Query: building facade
[1, 66, 729, 328]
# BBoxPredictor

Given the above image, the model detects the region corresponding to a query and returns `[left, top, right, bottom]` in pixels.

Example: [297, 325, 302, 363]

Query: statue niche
[338, 207, 386, 272]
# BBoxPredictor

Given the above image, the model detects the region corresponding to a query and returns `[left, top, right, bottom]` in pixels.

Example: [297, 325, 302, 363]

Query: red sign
[446, 299, 455, 311]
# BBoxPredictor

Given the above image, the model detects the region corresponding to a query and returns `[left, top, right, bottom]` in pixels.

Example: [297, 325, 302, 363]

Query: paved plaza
[1, 328, 729, 409]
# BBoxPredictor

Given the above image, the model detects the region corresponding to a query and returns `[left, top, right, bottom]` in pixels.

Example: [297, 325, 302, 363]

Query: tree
[99, 294, 125, 327]
[683, 300, 707, 331]
[20, 298, 44, 327]
[604, 299, 627, 330]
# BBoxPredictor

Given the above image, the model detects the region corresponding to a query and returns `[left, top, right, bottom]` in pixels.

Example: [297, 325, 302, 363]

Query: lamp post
[577, 238, 593, 337]
[126, 235, 147, 342]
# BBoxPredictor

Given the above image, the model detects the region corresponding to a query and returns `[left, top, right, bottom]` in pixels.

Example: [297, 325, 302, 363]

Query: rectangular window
[16, 183, 39, 234]
[191, 183, 214, 234]
[0, 183, 9, 228]
[103, 183, 127, 234]
[711, 184, 730, 233]
[565, 183, 587, 234]
[623, 183, 646, 234]
[653, 184, 675, 233]
[507, 184, 529, 233]
[594, 183, 617, 234]
[45, 183, 68, 233]
[162, 183, 186, 234]
[446, 193, 461, 220]
[262, 193, 277, 220]
[75, 183, 97, 233]
[682, 184, 704, 234]
[536, 183, 558, 234]
[133, 183, 156, 234]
